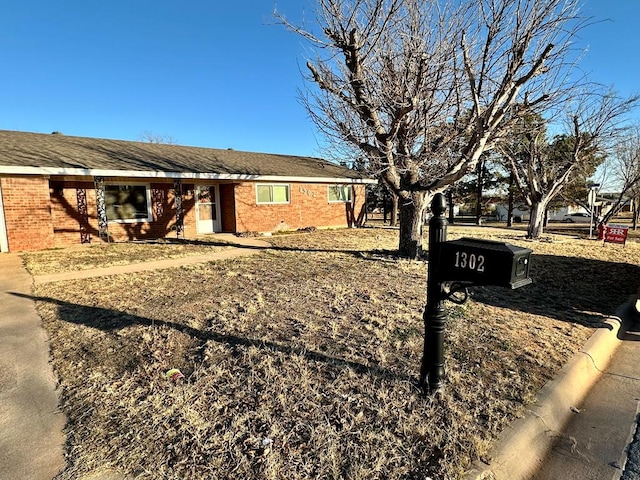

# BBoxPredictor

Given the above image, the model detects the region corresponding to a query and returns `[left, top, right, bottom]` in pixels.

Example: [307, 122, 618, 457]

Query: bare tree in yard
[501, 90, 637, 238]
[598, 127, 640, 228]
[278, 0, 585, 258]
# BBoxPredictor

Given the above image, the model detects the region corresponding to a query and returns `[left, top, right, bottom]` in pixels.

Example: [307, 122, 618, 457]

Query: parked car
[562, 212, 591, 223]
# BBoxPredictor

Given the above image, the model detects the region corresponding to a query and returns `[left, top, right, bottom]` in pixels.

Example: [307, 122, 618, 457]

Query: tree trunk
[475, 158, 483, 225]
[527, 200, 548, 238]
[390, 195, 399, 227]
[634, 199, 639, 230]
[447, 189, 455, 224]
[398, 192, 430, 259]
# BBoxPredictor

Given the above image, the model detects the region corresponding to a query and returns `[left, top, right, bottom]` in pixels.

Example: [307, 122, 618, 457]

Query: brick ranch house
[0, 130, 376, 252]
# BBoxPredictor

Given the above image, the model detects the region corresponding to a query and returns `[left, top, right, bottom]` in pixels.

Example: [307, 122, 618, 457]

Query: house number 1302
[454, 251, 485, 272]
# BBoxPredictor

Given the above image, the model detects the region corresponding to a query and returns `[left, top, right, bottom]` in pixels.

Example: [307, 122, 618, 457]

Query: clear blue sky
[0, 1, 637, 158]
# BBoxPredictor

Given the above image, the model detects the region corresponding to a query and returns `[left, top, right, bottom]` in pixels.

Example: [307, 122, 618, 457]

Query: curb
[464, 300, 634, 480]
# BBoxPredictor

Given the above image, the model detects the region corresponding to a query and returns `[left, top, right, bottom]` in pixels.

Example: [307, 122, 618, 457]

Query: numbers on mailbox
[454, 251, 485, 272]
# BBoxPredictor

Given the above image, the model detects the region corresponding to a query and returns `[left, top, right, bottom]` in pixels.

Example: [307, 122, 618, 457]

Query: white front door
[195, 185, 220, 234]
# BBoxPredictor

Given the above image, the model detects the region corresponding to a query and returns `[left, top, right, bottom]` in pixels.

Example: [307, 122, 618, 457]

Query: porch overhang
[0, 166, 378, 184]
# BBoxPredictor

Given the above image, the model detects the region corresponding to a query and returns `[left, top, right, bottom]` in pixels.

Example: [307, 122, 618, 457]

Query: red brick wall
[49, 180, 94, 247]
[1, 176, 55, 251]
[234, 182, 367, 232]
[48, 180, 198, 246]
[1, 176, 368, 251]
[181, 184, 197, 238]
[219, 183, 236, 232]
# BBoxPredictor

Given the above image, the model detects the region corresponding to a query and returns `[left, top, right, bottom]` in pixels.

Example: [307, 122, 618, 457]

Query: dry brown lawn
[25, 226, 640, 480]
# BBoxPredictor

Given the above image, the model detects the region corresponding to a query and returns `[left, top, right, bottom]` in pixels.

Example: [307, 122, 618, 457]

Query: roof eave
[0, 166, 378, 184]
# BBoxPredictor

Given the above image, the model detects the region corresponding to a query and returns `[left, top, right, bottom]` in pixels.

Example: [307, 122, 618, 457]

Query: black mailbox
[438, 238, 532, 289]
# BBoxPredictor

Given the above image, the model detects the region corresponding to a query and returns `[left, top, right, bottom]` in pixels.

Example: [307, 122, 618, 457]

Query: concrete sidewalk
[467, 301, 639, 479]
[533, 313, 640, 479]
[0, 254, 66, 480]
[33, 233, 271, 285]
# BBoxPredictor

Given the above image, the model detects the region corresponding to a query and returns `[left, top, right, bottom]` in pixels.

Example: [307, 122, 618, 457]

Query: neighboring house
[494, 204, 530, 222]
[599, 192, 633, 215]
[494, 204, 585, 222]
[494, 205, 558, 222]
[0, 130, 376, 252]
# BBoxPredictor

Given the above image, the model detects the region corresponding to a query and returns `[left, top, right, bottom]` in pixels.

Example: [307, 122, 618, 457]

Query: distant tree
[501, 90, 637, 238]
[138, 131, 178, 145]
[372, 180, 399, 226]
[598, 126, 640, 228]
[455, 153, 510, 224]
[279, 0, 587, 258]
[341, 156, 372, 227]
[559, 165, 601, 211]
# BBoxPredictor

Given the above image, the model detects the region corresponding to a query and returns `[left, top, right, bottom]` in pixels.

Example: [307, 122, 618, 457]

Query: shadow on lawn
[10, 292, 415, 383]
[217, 239, 639, 330]
[469, 253, 640, 328]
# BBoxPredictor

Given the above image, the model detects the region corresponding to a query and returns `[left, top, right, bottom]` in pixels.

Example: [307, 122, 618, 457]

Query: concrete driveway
[0, 253, 66, 480]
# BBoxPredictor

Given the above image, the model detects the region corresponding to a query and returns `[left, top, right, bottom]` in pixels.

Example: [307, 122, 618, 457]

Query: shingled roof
[0, 130, 375, 183]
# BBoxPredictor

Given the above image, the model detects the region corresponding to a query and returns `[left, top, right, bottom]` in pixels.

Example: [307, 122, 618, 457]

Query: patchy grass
[22, 241, 235, 276]
[29, 227, 640, 479]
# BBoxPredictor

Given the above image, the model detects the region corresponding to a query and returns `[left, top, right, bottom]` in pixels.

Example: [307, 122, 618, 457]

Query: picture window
[105, 184, 152, 222]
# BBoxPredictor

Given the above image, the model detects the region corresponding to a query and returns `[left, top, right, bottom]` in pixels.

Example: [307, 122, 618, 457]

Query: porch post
[173, 179, 184, 239]
[94, 176, 110, 242]
[75, 188, 91, 244]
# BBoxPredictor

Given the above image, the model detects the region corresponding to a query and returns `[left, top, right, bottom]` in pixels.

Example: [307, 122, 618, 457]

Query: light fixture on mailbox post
[420, 193, 533, 394]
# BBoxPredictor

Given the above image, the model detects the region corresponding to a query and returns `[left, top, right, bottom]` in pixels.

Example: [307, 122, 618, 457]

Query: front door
[195, 185, 220, 234]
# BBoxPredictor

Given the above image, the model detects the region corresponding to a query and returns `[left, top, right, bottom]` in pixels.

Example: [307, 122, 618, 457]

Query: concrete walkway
[0, 254, 66, 480]
[33, 248, 263, 285]
[33, 233, 271, 285]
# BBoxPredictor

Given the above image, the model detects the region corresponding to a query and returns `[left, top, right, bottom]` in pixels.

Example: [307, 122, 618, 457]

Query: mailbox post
[420, 193, 532, 394]
[420, 194, 448, 392]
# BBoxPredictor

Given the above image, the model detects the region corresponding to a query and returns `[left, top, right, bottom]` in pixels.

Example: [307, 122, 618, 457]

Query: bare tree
[599, 126, 640, 228]
[138, 131, 178, 145]
[279, 0, 585, 258]
[502, 90, 637, 238]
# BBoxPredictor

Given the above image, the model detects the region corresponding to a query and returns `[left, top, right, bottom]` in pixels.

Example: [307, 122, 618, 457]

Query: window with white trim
[105, 184, 153, 222]
[328, 184, 353, 203]
[256, 184, 290, 204]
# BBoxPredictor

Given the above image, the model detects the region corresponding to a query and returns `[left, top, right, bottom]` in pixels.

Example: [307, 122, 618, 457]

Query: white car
[562, 212, 591, 223]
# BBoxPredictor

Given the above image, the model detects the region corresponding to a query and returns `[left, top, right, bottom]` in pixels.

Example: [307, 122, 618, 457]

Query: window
[256, 184, 290, 204]
[328, 185, 353, 203]
[105, 184, 152, 222]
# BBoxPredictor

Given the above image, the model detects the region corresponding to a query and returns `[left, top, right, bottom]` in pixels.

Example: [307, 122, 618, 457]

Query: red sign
[603, 225, 628, 245]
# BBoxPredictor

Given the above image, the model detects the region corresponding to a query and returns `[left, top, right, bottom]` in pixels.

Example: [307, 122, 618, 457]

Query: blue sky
[0, 1, 637, 158]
